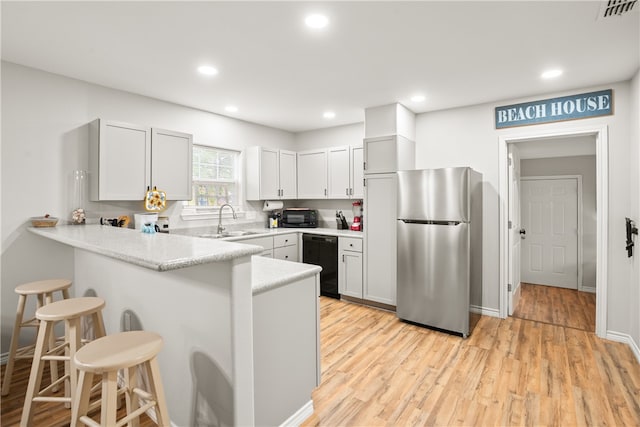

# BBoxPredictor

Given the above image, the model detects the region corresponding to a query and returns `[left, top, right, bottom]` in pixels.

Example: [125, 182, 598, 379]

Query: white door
[508, 149, 522, 315]
[521, 178, 578, 289]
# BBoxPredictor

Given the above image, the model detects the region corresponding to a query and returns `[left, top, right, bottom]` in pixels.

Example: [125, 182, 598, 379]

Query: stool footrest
[20, 318, 39, 328]
[132, 387, 153, 401]
[38, 374, 69, 397]
[116, 400, 156, 427]
[79, 415, 101, 427]
[33, 396, 71, 403]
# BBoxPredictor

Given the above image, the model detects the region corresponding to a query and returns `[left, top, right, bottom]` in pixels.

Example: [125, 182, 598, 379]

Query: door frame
[499, 125, 608, 338]
[520, 175, 584, 291]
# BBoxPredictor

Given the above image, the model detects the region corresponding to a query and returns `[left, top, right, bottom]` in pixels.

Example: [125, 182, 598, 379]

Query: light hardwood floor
[0, 360, 156, 426]
[302, 297, 640, 426]
[512, 283, 596, 332]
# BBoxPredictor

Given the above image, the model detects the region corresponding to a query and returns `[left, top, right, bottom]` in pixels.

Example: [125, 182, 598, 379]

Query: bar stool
[1, 278, 72, 396]
[20, 297, 107, 427]
[71, 331, 170, 427]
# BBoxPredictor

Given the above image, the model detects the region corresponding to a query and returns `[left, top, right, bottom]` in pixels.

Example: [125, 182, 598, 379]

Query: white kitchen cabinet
[363, 173, 397, 306]
[89, 119, 192, 201]
[363, 135, 415, 175]
[338, 237, 363, 299]
[274, 234, 299, 262]
[246, 147, 297, 200]
[241, 235, 274, 257]
[350, 145, 364, 199]
[327, 146, 350, 199]
[297, 149, 328, 199]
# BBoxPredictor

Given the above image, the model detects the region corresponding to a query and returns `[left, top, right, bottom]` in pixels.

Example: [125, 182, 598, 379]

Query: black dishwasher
[302, 234, 339, 299]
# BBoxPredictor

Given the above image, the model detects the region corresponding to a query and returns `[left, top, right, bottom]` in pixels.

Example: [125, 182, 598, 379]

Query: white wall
[630, 69, 640, 351]
[415, 81, 634, 337]
[0, 61, 295, 352]
[521, 154, 597, 289]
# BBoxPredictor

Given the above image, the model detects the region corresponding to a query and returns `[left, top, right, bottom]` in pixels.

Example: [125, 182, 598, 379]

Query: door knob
[519, 229, 526, 239]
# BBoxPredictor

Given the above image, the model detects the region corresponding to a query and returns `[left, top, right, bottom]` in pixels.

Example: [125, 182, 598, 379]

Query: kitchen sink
[199, 230, 261, 239]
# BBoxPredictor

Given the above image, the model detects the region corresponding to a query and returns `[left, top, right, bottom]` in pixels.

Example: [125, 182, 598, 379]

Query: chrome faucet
[217, 203, 237, 234]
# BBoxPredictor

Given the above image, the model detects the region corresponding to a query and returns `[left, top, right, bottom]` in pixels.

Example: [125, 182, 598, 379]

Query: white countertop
[174, 226, 364, 242]
[251, 256, 322, 296]
[29, 225, 263, 272]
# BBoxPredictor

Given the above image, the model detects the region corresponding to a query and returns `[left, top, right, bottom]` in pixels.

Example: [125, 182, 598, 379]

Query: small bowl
[31, 216, 59, 227]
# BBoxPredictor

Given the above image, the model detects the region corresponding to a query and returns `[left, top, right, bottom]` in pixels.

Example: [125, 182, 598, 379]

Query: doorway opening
[499, 125, 608, 337]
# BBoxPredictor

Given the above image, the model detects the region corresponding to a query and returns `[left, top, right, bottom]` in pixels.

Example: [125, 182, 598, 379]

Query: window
[184, 145, 241, 216]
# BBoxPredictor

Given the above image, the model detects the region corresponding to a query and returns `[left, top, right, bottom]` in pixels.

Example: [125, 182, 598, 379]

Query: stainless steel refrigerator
[396, 167, 482, 337]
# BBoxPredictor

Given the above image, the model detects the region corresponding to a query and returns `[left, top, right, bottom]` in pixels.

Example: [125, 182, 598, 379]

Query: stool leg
[67, 317, 82, 409]
[92, 311, 107, 339]
[71, 369, 93, 427]
[101, 370, 119, 426]
[20, 320, 53, 427]
[44, 291, 61, 393]
[146, 357, 170, 426]
[125, 366, 141, 427]
[1, 294, 27, 396]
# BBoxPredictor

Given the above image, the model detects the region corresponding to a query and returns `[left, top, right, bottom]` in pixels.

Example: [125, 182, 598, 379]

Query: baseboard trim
[606, 331, 640, 364]
[280, 400, 314, 427]
[470, 305, 501, 318]
[581, 286, 596, 294]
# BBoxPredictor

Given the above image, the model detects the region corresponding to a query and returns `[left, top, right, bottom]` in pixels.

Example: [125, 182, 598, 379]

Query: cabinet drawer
[242, 236, 274, 251]
[274, 234, 296, 248]
[274, 245, 298, 262]
[339, 237, 362, 253]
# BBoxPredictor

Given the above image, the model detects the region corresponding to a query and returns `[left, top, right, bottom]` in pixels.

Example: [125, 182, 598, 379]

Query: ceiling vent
[598, 0, 638, 19]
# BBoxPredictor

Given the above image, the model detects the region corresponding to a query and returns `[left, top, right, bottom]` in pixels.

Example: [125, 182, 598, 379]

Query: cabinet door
[279, 150, 297, 199]
[92, 120, 151, 201]
[259, 147, 280, 200]
[327, 146, 351, 199]
[297, 149, 328, 199]
[151, 128, 193, 200]
[339, 251, 363, 298]
[274, 244, 298, 262]
[364, 136, 397, 175]
[363, 174, 397, 305]
[350, 145, 364, 199]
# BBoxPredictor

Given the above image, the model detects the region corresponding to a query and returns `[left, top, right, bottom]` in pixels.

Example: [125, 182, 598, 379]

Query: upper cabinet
[350, 145, 364, 199]
[89, 119, 192, 201]
[297, 149, 328, 199]
[246, 147, 297, 200]
[363, 135, 415, 175]
[327, 145, 364, 199]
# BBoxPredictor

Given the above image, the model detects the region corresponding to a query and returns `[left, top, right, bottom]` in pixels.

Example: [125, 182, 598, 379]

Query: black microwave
[281, 208, 318, 228]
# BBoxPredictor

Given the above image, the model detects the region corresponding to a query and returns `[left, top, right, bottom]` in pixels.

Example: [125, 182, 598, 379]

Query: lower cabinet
[241, 234, 299, 261]
[273, 234, 299, 262]
[338, 237, 363, 299]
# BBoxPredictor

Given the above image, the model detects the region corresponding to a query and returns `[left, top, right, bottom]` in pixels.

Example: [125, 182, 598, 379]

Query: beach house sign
[495, 89, 613, 129]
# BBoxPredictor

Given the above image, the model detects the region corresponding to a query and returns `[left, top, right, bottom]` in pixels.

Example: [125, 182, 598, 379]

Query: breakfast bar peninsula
[29, 225, 321, 426]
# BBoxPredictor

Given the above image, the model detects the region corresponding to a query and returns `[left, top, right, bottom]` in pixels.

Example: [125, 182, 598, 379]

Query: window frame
[181, 144, 245, 221]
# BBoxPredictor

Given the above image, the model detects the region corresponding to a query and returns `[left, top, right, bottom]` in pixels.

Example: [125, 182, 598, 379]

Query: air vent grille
[598, 0, 637, 18]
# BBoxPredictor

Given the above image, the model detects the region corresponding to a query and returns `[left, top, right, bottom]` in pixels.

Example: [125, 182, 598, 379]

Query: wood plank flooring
[513, 283, 596, 332]
[0, 360, 156, 426]
[302, 297, 640, 426]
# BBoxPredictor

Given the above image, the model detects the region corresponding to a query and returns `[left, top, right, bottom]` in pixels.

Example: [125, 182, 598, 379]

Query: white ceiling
[2, 1, 638, 133]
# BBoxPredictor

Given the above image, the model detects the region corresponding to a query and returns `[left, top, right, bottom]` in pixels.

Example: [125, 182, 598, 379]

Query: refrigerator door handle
[400, 219, 463, 226]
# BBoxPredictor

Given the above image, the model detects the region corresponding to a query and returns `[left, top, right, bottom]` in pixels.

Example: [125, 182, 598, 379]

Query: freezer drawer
[396, 220, 470, 335]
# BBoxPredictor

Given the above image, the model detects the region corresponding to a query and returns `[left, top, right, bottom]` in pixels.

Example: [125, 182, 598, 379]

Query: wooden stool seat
[37, 297, 106, 322]
[20, 297, 107, 427]
[2, 279, 72, 396]
[71, 331, 170, 427]
[15, 279, 73, 295]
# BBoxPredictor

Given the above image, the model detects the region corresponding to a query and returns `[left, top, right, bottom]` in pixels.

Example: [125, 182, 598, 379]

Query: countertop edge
[251, 257, 322, 296]
[29, 226, 263, 272]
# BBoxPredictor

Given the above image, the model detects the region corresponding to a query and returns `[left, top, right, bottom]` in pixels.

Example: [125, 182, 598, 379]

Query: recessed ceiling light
[225, 105, 238, 113]
[541, 69, 563, 79]
[411, 95, 426, 102]
[323, 111, 335, 119]
[197, 65, 218, 76]
[305, 14, 329, 29]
